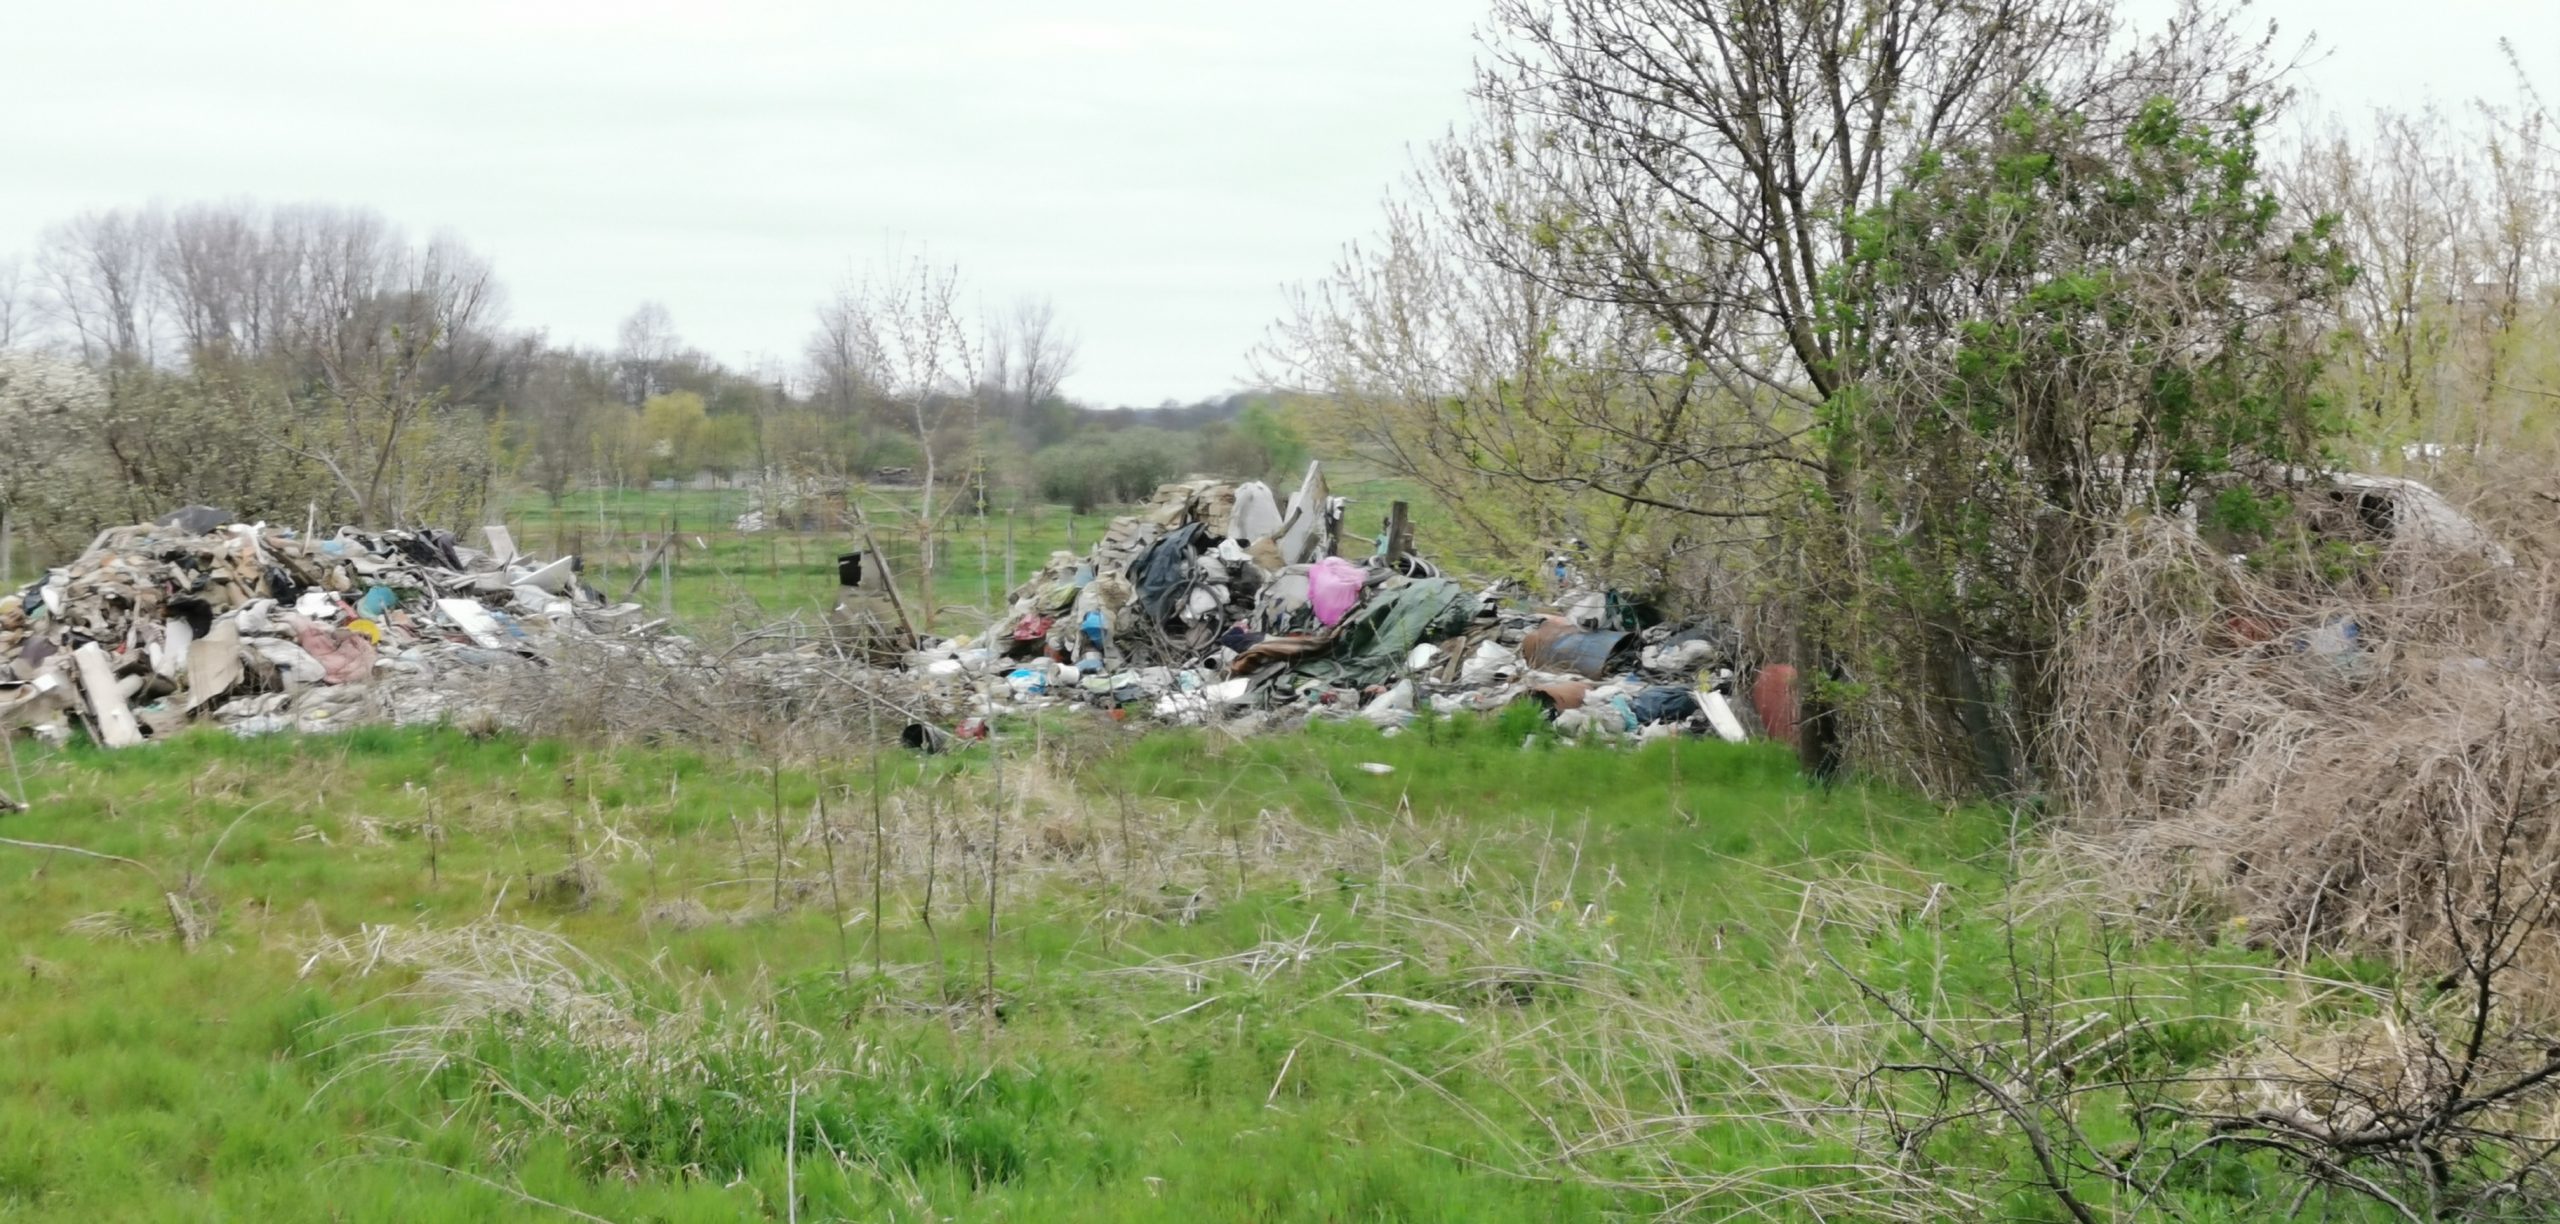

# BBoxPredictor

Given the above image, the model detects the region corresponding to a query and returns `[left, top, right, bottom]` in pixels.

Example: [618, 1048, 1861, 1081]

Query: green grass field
[500, 487, 1118, 638]
[0, 711, 2388, 1222]
[0, 469, 2425, 1219]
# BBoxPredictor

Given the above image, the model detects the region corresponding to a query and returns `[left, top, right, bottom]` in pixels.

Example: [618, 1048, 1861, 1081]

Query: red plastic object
[1751, 664, 1799, 747]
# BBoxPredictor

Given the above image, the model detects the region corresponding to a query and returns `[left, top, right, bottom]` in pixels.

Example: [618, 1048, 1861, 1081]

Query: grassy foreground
[0, 716, 2363, 1221]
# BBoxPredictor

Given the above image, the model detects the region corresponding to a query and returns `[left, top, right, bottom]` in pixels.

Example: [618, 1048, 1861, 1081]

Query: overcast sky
[1, 0, 2553, 407]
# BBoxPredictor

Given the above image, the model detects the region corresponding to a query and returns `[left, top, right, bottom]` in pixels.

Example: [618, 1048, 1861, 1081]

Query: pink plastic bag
[284, 613, 377, 685]
[1309, 557, 1365, 628]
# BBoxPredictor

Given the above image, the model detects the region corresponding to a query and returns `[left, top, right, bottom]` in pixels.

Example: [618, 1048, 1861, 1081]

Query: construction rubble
[900, 463, 1759, 746]
[0, 514, 669, 746]
[2, 467, 1769, 752]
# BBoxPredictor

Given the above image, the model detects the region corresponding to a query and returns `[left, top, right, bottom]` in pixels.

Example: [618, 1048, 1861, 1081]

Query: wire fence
[499, 485, 1112, 634]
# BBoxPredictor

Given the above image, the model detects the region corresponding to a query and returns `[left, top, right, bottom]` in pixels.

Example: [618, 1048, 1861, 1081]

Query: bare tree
[2285, 90, 2560, 459]
[984, 294, 1078, 420]
[517, 349, 613, 505]
[156, 202, 267, 357]
[805, 293, 876, 423]
[199, 209, 512, 527]
[1266, 135, 1798, 586]
[1474, 0, 2231, 779]
[614, 302, 680, 407]
[37, 207, 163, 364]
[0, 257, 26, 349]
[810, 250, 983, 628]
[326, 237, 502, 526]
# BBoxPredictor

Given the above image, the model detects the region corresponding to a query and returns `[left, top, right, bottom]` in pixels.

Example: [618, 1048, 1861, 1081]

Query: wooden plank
[842, 494, 918, 646]
[74, 643, 143, 748]
[436, 599, 511, 650]
[658, 517, 674, 619]
[622, 534, 670, 601]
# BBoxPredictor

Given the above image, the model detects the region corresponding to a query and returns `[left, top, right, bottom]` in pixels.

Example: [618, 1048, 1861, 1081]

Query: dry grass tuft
[482, 630, 950, 759]
[2051, 466, 2560, 1001]
[529, 860, 612, 912]
[63, 909, 164, 943]
[639, 897, 716, 931]
[294, 920, 648, 1073]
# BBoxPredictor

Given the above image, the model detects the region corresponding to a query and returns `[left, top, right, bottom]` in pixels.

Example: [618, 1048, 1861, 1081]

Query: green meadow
[0, 712, 2381, 1221]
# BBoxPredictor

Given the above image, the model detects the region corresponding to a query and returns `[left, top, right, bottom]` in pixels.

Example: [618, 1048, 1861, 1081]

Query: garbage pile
[897, 464, 1760, 743]
[0, 510, 660, 746]
[2, 476, 1774, 754]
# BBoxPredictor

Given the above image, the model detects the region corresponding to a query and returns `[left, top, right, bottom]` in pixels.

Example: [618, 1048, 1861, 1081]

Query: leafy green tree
[1032, 438, 1117, 514]
[1201, 401, 1309, 483]
[591, 406, 652, 489]
[701, 413, 757, 476]
[1281, 0, 2300, 786]
[1101, 427, 1197, 502]
[761, 410, 863, 477]
[638, 391, 710, 479]
[1033, 428, 1197, 513]
[1816, 95, 2352, 791]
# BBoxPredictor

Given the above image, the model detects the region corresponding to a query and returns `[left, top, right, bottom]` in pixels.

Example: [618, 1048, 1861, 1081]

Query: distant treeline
[0, 211, 1307, 567]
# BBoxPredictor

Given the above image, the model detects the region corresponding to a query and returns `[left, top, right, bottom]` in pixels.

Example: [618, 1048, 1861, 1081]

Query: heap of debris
[899, 463, 1759, 743]
[0, 509, 663, 746]
[2, 473, 1774, 753]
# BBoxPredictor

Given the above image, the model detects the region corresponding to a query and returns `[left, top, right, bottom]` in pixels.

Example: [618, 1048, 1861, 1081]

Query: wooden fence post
[659, 516, 675, 620]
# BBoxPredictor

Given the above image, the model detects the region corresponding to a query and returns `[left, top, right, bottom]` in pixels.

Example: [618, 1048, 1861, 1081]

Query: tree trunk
[1797, 460, 1857, 783]
[1928, 624, 2015, 800]
[1796, 631, 1848, 782]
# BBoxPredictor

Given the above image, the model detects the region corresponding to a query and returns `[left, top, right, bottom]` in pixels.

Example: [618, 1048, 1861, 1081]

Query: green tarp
[1287, 577, 1478, 687]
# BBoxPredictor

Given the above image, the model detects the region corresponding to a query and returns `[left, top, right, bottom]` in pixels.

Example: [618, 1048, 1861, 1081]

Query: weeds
[0, 718, 2443, 1220]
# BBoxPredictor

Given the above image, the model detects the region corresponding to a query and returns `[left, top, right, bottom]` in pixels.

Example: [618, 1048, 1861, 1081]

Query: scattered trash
[511, 555, 575, 595]
[1751, 665, 1800, 747]
[1359, 679, 1416, 727]
[1627, 686, 1701, 727]
[1520, 618, 1638, 679]
[155, 504, 234, 535]
[1357, 762, 1395, 776]
[940, 476, 1770, 745]
[1700, 691, 1748, 744]
[435, 599, 512, 650]
[4, 480, 1781, 755]
[72, 643, 141, 748]
[482, 524, 521, 566]
[1310, 557, 1365, 627]
[1527, 681, 1593, 713]
[901, 722, 955, 753]
[1, 512, 650, 746]
[1460, 641, 1519, 685]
